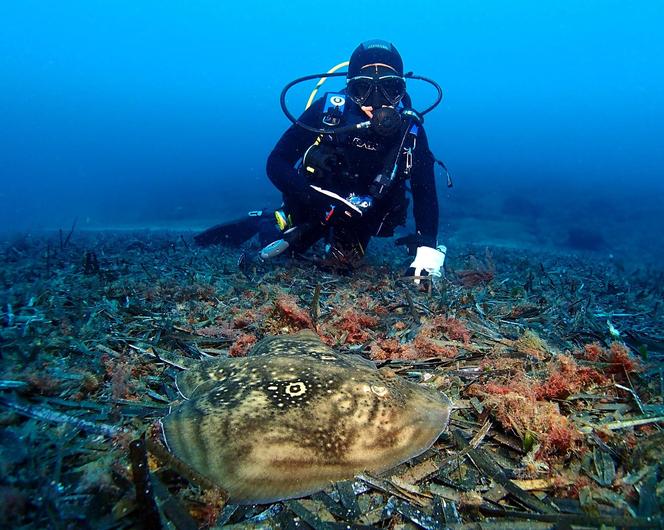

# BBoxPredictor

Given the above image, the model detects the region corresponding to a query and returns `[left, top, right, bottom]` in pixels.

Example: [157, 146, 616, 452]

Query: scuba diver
[196, 39, 449, 284]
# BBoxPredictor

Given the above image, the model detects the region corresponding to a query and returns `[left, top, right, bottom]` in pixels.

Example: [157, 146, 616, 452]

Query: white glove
[406, 245, 447, 285]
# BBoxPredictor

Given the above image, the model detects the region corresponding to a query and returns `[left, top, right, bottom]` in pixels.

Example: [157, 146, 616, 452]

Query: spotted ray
[161, 330, 452, 504]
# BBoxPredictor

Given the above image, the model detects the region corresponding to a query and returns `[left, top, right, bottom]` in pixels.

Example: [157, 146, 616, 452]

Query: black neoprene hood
[347, 40, 404, 78]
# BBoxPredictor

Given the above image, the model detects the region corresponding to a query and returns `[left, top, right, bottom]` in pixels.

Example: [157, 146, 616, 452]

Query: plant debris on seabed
[1, 230, 663, 529]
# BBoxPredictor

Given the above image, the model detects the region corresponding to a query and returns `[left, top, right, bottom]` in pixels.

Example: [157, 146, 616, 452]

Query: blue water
[1, 1, 663, 261]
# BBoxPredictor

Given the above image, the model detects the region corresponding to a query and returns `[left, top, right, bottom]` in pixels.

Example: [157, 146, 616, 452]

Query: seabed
[0, 228, 662, 529]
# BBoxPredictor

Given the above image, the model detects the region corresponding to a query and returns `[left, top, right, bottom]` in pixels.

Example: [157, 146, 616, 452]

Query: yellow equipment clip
[275, 210, 291, 231]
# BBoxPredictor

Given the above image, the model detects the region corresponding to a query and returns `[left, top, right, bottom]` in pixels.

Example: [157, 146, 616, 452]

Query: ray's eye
[371, 385, 389, 397]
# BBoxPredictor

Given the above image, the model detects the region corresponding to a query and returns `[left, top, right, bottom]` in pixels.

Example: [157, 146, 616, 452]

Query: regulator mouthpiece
[370, 107, 402, 137]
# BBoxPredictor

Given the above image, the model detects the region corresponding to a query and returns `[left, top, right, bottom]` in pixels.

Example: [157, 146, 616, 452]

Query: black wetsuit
[266, 93, 439, 253]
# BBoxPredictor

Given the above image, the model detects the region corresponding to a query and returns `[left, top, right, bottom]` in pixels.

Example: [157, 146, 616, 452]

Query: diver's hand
[405, 245, 447, 285]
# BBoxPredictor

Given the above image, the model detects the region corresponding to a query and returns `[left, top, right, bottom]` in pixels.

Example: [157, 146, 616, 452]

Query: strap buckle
[404, 147, 413, 174]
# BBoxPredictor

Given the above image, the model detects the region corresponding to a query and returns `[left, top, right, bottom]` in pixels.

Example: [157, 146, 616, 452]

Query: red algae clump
[534, 354, 608, 400]
[468, 354, 610, 461]
[228, 333, 257, 357]
[468, 384, 583, 461]
[412, 335, 458, 358]
[609, 342, 641, 373]
[425, 315, 471, 344]
[369, 338, 408, 361]
[336, 309, 379, 344]
[578, 341, 641, 375]
[270, 295, 313, 331]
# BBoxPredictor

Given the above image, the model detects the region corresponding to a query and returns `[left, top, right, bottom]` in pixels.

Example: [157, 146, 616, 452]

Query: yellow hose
[304, 61, 349, 110]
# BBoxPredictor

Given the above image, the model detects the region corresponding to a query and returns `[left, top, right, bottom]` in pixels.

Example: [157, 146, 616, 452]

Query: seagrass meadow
[0, 229, 663, 529]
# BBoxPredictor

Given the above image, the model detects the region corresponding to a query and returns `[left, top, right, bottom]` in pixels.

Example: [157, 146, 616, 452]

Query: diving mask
[346, 70, 406, 107]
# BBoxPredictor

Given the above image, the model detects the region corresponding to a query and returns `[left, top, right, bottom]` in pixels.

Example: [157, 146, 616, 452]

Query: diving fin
[194, 210, 267, 247]
[259, 222, 319, 259]
[260, 238, 291, 259]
